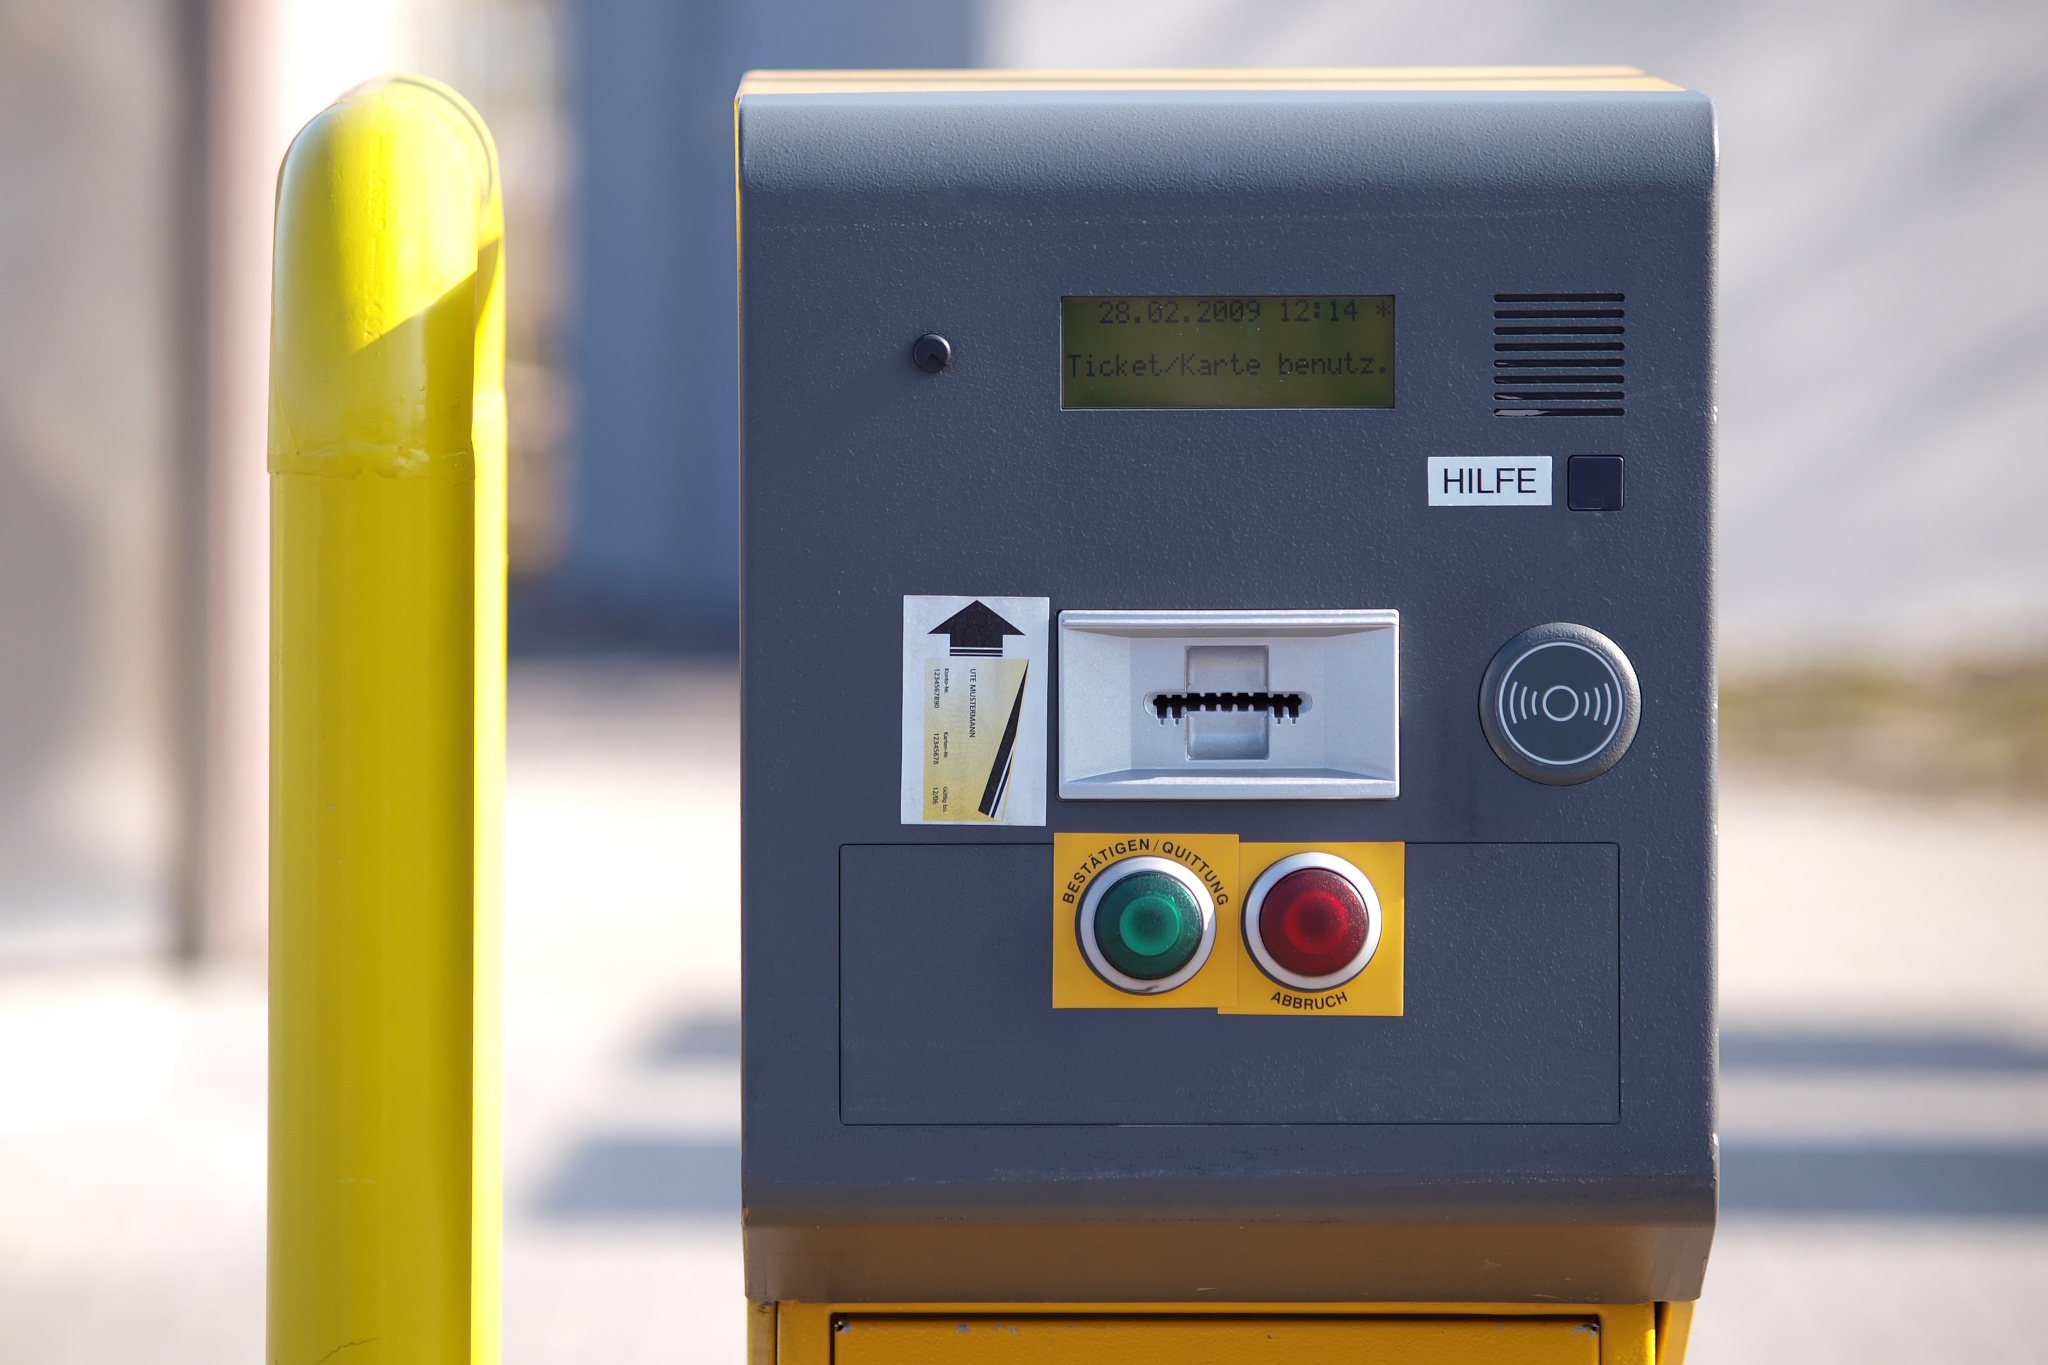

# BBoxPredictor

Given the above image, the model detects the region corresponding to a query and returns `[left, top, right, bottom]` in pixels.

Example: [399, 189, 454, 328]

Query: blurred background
[0, 0, 2043, 1360]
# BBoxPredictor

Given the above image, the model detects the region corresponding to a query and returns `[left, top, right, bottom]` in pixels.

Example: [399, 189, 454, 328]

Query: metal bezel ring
[1077, 855, 1219, 994]
[1477, 621, 1641, 786]
[1242, 851, 1383, 992]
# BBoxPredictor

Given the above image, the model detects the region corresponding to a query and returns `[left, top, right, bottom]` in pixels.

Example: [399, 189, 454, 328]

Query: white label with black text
[1427, 456, 1553, 506]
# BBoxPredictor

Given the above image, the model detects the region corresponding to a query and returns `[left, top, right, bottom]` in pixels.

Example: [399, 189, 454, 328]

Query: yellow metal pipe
[268, 74, 504, 1365]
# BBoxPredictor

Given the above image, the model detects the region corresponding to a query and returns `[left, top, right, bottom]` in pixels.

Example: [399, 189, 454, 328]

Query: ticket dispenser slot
[1180, 645, 1277, 760]
[1059, 609, 1398, 800]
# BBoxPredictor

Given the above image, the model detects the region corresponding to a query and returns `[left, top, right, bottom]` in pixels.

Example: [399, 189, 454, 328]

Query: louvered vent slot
[1493, 293, 1625, 417]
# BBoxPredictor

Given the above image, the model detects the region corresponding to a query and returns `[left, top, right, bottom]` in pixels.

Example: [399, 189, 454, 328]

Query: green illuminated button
[1093, 872, 1204, 980]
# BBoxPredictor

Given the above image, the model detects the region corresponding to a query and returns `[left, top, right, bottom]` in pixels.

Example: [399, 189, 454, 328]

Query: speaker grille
[1492, 293, 1625, 417]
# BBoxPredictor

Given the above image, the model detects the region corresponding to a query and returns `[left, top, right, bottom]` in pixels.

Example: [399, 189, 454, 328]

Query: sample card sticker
[901, 596, 1049, 825]
[1428, 455, 1553, 506]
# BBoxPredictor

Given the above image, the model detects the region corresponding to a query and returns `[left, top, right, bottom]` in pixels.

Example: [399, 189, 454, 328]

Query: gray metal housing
[739, 84, 1717, 1305]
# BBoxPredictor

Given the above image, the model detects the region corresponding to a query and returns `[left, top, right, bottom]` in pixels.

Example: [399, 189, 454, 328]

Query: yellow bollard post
[267, 74, 504, 1365]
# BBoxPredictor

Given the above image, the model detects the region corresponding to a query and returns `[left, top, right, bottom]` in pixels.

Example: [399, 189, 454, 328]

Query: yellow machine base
[754, 1302, 1695, 1365]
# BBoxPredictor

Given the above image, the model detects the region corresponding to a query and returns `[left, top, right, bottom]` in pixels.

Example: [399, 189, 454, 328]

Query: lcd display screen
[1062, 295, 1395, 409]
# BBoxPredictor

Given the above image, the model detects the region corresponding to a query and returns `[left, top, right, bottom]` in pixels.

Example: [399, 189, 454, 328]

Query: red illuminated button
[1243, 851, 1383, 991]
[1258, 869, 1368, 978]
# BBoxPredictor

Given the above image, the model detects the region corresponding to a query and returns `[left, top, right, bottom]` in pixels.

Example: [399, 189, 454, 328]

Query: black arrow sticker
[902, 593, 1049, 828]
[931, 600, 1025, 657]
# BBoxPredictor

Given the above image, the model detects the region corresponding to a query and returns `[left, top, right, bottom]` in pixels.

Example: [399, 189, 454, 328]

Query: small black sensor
[911, 333, 952, 374]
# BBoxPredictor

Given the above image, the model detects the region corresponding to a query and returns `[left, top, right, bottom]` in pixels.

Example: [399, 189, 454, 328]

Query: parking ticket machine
[738, 68, 1717, 1365]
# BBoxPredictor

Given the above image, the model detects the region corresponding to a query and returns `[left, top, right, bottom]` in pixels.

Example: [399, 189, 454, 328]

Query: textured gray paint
[740, 87, 1717, 1303]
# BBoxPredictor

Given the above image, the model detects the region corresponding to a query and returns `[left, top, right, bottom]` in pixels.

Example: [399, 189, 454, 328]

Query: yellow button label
[1225, 841, 1404, 1016]
[1052, 832, 1240, 1009]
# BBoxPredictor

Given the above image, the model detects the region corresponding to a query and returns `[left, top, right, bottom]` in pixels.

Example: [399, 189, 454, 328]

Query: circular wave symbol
[1498, 641, 1625, 767]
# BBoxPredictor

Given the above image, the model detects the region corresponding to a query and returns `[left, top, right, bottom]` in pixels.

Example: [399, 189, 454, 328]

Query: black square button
[1567, 454, 1625, 511]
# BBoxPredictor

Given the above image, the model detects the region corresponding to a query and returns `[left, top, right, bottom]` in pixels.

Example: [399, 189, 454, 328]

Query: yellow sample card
[921, 656, 1028, 822]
